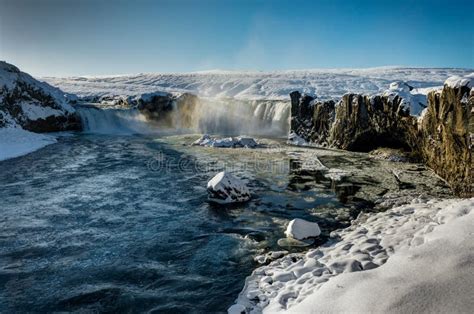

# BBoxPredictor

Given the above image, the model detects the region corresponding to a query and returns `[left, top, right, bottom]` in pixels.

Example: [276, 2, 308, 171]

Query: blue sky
[0, 0, 473, 76]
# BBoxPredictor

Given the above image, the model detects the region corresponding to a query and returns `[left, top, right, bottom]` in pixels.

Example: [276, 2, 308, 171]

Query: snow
[192, 134, 259, 148]
[20, 103, 64, 120]
[0, 127, 57, 161]
[0, 61, 75, 113]
[43, 67, 473, 101]
[207, 171, 251, 204]
[444, 74, 474, 88]
[383, 81, 428, 116]
[232, 197, 474, 314]
[287, 132, 308, 146]
[285, 219, 321, 240]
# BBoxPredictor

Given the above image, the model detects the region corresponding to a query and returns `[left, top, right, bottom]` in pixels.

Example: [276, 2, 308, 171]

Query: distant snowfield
[42, 67, 473, 100]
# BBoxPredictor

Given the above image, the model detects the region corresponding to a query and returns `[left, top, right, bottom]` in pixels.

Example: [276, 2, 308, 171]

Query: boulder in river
[285, 218, 321, 240]
[207, 171, 251, 204]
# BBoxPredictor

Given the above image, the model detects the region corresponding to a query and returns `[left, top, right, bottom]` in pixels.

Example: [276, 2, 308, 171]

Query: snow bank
[232, 197, 474, 313]
[444, 74, 474, 89]
[0, 127, 57, 161]
[383, 81, 428, 116]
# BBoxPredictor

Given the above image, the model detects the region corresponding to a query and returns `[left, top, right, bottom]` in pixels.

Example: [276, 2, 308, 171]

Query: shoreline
[231, 196, 474, 313]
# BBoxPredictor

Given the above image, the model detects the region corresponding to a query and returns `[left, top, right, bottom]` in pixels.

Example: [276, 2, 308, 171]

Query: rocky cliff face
[289, 78, 473, 197]
[290, 91, 335, 147]
[0, 61, 81, 132]
[419, 83, 473, 197]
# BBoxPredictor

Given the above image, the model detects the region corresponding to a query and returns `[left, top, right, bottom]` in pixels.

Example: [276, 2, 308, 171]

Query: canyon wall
[290, 82, 473, 197]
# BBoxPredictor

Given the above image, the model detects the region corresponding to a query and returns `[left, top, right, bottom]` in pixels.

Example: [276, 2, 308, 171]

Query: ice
[0, 127, 57, 161]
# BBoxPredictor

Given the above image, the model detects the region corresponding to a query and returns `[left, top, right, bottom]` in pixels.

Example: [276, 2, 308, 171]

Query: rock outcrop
[0, 61, 81, 132]
[290, 92, 336, 147]
[419, 81, 473, 197]
[289, 77, 473, 197]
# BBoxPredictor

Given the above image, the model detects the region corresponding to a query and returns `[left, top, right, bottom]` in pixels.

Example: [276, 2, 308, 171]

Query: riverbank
[231, 196, 474, 313]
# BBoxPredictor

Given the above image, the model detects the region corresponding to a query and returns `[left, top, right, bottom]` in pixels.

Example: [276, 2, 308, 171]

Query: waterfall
[77, 106, 152, 134]
[76, 99, 290, 137]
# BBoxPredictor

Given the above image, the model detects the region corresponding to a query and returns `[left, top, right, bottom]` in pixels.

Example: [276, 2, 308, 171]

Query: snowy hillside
[43, 67, 473, 101]
[0, 61, 81, 160]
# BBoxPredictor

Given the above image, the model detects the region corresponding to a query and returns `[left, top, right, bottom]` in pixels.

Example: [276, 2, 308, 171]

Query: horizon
[1, 0, 473, 76]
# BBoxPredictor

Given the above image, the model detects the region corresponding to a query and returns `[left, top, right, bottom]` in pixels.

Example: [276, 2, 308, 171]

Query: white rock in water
[285, 218, 321, 240]
[227, 304, 246, 314]
[207, 171, 251, 204]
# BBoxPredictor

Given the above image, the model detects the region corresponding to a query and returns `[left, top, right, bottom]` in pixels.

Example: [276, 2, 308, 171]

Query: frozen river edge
[231, 197, 474, 313]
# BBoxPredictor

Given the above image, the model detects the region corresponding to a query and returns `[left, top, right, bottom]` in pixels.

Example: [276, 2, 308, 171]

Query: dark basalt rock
[290, 91, 335, 147]
[289, 84, 473, 197]
[330, 94, 416, 152]
[0, 79, 82, 132]
[137, 94, 174, 120]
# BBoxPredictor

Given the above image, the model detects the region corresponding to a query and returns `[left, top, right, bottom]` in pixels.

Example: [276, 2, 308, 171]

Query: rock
[0, 61, 81, 132]
[254, 251, 289, 264]
[419, 79, 473, 197]
[192, 135, 259, 148]
[289, 91, 335, 145]
[277, 237, 314, 248]
[192, 134, 212, 146]
[369, 147, 411, 162]
[207, 171, 251, 204]
[227, 304, 246, 314]
[287, 131, 308, 146]
[285, 218, 321, 240]
[236, 136, 258, 148]
[288, 77, 473, 197]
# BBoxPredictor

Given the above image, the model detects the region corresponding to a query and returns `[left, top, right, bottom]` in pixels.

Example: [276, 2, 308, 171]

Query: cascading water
[77, 106, 152, 134]
[76, 98, 291, 137]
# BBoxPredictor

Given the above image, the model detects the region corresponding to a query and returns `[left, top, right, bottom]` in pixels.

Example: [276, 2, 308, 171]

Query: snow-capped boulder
[192, 135, 259, 148]
[207, 171, 251, 204]
[0, 61, 81, 132]
[285, 218, 321, 240]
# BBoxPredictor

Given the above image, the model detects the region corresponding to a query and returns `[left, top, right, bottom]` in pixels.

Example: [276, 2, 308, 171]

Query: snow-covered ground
[0, 127, 57, 161]
[232, 197, 474, 314]
[43, 67, 473, 101]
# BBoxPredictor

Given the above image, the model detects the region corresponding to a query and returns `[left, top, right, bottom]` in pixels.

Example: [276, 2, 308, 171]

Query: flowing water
[0, 105, 450, 313]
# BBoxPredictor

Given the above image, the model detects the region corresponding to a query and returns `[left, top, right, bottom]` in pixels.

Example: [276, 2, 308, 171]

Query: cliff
[290, 77, 473, 197]
[0, 61, 81, 132]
